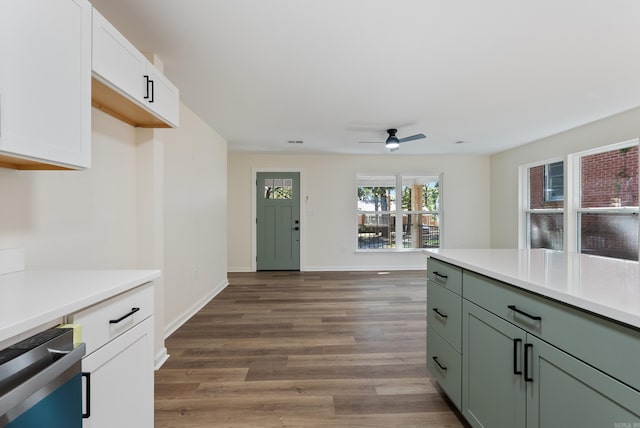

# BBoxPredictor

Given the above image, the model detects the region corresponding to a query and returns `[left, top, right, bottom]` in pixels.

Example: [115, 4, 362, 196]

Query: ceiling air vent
[287, 140, 304, 144]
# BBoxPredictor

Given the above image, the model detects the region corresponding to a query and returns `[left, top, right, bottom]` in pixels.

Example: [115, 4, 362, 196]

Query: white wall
[0, 104, 229, 365]
[0, 109, 138, 268]
[228, 153, 491, 271]
[490, 106, 640, 247]
[160, 103, 228, 336]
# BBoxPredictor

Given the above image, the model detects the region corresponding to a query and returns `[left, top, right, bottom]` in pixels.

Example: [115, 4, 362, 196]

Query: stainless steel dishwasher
[0, 327, 86, 427]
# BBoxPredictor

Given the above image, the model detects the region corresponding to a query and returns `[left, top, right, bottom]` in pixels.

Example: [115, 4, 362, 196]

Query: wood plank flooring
[155, 271, 466, 427]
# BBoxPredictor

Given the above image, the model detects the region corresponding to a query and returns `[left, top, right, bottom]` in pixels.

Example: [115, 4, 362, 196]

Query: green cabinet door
[462, 300, 527, 428]
[527, 335, 640, 428]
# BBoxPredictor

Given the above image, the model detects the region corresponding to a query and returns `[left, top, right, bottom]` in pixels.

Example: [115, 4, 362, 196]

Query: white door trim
[251, 167, 305, 272]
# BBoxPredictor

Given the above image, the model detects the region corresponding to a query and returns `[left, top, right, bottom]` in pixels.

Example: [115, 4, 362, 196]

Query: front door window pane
[265, 178, 293, 199]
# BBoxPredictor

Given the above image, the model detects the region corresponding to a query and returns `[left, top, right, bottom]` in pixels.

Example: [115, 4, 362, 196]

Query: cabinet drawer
[427, 258, 462, 295]
[427, 326, 461, 410]
[427, 282, 462, 352]
[463, 270, 640, 392]
[69, 283, 153, 355]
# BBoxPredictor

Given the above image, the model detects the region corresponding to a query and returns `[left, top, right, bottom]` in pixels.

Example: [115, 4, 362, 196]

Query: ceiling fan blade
[358, 141, 384, 144]
[398, 133, 426, 143]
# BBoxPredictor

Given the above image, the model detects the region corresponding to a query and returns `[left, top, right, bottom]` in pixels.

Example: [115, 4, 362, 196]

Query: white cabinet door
[92, 8, 147, 104]
[82, 317, 154, 428]
[145, 64, 180, 127]
[0, 0, 91, 169]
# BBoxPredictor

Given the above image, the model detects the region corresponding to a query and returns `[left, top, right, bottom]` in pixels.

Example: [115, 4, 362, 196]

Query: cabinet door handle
[148, 78, 154, 103]
[513, 338, 522, 375]
[109, 307, 140, 324]
[433, 271, 448, 280]
[144, 75, 150, 99]
[82, 372, 91, 419]
[507, 305, 541, 321]
[524, 343, 533, 382]
[432, 356, 447, 371]
[432, 308, 448, 319]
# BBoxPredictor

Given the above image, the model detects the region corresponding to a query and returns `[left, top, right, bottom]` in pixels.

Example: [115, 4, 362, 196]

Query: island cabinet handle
[433, 272, 448, 280]
[433, 308, 448, 319]
[432, 356, 447, 371]
[507, 305, 541, 321]
[524, 343, 534, 382]
[109, 307, 140, 324]
[513, 338, 522, 375]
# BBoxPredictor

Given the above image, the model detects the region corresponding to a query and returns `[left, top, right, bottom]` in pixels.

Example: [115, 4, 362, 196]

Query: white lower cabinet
[68, 283, 155, 428]
[82, 317, 154, 428]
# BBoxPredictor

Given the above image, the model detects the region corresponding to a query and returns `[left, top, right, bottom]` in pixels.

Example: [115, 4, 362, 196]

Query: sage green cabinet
[462, 300, 526, 428]
[461, 284, 640, 428]
[527, 335, 640, 428]
[462, 300, 640, 428]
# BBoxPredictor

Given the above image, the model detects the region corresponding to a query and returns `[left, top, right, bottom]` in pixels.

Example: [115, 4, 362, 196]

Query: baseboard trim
[228, 266, 427, 272]
[227, 267, 253, 272]
[303, 265, 427, 272]
[154, 347, 170, 370]
[164, 278, 229, 339]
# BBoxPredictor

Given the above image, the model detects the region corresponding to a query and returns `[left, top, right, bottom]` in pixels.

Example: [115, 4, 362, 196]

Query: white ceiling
[90, 0, 640, 155]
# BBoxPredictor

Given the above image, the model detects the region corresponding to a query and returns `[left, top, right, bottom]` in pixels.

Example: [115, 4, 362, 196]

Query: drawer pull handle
[82, 372, 91, 419]
[109, 307, 140, 324]
[524, 343, 533, 382]
[433, 272, 448, 280]
[433, 308, 448, 319]
[513, 338, 522, 375]
[507, 305, 541, 321]
[432, 356, 447, 371]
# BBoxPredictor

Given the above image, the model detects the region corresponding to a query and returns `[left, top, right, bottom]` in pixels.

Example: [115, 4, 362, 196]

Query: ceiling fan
[358, 128, 426, 151]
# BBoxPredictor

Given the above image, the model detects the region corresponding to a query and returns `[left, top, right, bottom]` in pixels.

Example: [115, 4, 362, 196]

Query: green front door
[256, 172, 300, 271]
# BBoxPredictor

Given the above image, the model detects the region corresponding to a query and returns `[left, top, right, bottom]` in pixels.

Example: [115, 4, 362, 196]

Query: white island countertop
[425, 249, 640, 329]
[0, 269, 160, 344]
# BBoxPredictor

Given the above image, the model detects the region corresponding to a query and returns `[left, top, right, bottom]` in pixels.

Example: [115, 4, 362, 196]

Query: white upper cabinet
[92, 9, 147, 104]
[91, 8, 179, 128]
[0, 0, 92, 170]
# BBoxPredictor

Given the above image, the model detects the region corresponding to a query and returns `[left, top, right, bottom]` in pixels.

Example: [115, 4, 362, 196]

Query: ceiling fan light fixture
[385, 137, 400, 149]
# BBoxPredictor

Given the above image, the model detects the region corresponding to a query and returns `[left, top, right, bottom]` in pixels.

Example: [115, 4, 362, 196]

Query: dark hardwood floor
[155, 270, 465, 427]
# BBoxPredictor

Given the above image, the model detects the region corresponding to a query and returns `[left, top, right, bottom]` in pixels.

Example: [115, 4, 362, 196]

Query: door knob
[294, 227, 299, 231]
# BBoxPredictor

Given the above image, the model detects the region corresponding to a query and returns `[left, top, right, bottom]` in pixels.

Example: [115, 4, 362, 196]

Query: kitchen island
[425, 248, 640, 428]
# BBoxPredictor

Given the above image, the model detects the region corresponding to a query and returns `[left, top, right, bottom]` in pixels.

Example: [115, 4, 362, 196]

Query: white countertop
[0, 269, 160, 344]
[425, 249, 640, 329]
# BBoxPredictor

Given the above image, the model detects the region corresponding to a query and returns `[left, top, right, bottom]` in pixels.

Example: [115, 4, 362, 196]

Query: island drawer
[427, 258, 462, 295]
[68, 282, 154, 354]
[463, 270, 640, 392]
[427, 282, 462, 352]
[427, 326, 461, 410]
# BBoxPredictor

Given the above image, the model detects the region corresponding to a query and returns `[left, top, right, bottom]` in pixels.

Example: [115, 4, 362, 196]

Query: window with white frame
[523, 160, 564, 250]
[520, 139, 639, 261]
[573, 141, 639, 261]
[357, 175, 441, 250]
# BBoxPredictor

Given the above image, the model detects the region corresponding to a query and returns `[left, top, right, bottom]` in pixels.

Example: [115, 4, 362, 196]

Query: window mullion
[395, 174, 403, 249]
[566, 153, 579, 253]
